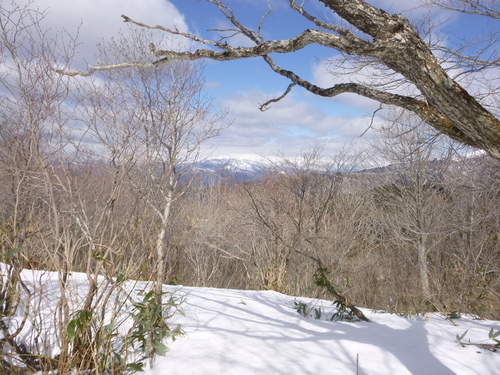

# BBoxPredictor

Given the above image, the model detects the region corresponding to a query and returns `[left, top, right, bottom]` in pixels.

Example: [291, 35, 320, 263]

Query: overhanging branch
[260, 54, 470, 143]
[57, 24, 371, 77]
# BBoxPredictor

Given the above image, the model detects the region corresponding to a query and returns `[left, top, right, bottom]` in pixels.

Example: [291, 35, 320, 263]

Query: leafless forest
[2, 2, 500, 373]
[2, 111, 499, 320]
[1, 2, 499, 326]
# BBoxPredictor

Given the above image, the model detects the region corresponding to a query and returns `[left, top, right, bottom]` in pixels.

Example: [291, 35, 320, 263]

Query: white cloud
[204, 90, 376, 159]
[18, 0, 188, 66]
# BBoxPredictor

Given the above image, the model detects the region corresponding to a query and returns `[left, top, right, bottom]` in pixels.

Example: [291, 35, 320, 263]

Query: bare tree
[439, 154, 500, 316]
[371, 111, 455, 302]
[81, 29, 229, 300]
[55, 0, 500, 159]
[239, 147, 370, 321]
[0, 4, 188, 370]
[0, 2, 94, 371]
[176, 178, 250, 288]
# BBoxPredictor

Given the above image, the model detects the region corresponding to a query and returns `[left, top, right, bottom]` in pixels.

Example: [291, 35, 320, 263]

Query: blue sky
[21, 0, 497, 160]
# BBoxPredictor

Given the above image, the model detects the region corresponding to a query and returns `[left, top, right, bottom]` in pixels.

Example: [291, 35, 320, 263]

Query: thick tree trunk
[375, 18, 500, 158]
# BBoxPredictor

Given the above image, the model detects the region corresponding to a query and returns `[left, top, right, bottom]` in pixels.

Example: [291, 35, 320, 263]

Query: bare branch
[257, 1, 274, 40]
[424, 0, 500, 20]
[258, 52, 472, 145]
[290, 0, 356, 37]
[259, 83, 297, 111]
[121, 14, 229, 50]
[58, 28, 371, 77]
[207, 0, 262, 43]
[53, 61, 157, 77]
[362, 104, 383, 137]
[435, 42, 500, 71]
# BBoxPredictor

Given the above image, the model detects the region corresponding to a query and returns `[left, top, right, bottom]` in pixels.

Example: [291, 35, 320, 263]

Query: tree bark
[155, 182, 175, 302]
[417, 235, 431, 300]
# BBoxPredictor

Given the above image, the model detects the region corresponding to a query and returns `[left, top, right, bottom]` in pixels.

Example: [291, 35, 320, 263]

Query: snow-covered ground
[148, 287, 500, 375]
[2, 266, 499, 374]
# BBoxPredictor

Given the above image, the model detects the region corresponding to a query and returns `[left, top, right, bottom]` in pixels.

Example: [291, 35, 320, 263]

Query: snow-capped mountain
[188, 152, 494, 185]
[192, 158, 269, 181]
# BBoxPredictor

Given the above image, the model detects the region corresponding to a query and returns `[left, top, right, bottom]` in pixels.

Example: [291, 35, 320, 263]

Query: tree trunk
[155, 184, 175, 302]
[417, 236, 431, 300]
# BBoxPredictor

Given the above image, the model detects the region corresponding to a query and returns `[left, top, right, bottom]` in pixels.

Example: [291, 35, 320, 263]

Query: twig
[259, 83, 297, 111]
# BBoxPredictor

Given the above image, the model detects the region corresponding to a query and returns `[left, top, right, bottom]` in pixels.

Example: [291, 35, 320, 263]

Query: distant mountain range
[191, 158, 269, 182]
[189, 153, 493, 184]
